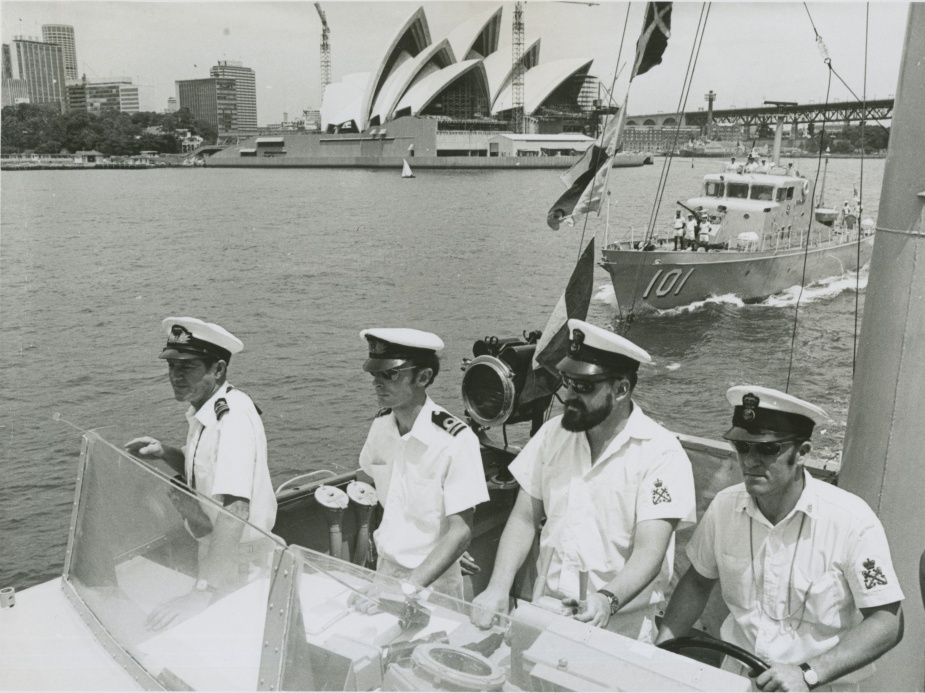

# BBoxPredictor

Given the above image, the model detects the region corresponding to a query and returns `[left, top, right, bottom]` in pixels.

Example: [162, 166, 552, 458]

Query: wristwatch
[597, 589, 620, 615]
[799, 662, 819, 689]
[195, 578, 217, 594]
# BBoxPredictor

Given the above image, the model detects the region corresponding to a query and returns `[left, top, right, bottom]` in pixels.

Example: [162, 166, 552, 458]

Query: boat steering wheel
[657, 636, 770, 679]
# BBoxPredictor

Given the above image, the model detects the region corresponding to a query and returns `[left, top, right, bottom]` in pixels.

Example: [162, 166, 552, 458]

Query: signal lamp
[461, 333, 552, 433]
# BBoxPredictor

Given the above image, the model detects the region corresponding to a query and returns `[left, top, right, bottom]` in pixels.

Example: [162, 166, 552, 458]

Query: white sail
[401, 159, 414, 178]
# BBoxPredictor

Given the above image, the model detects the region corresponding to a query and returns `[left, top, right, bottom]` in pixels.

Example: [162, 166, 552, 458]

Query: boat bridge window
[776, 188, 787, 202]
[750, 185, 775, 201]
[787, 187, 795, 200]
[704, 181, 724, 197]
[727, 183, 749, 199]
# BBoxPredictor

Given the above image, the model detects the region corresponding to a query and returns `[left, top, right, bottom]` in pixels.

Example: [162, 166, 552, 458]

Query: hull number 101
[642, 268, 696, 299]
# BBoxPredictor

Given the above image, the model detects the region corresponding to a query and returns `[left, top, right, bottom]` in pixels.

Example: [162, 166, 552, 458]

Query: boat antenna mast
[763, 100, 797, 167]
[315, 3, 332, 93]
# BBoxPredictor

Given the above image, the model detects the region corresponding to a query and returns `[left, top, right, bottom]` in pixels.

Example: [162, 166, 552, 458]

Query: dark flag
[546, 99, 626, 230]
[632, 2, 672, 80]
[520, 239, 596, 404]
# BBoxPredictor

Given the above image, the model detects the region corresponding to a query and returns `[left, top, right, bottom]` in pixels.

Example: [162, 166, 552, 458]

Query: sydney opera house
[208, 5, 637, 169]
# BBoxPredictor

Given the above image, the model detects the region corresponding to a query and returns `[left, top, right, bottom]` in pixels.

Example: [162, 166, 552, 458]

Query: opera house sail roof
[321, 5, 598, 133]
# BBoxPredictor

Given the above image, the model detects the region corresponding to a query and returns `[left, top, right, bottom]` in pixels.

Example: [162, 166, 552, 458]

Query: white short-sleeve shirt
[687, 471, 904, 683]
[359, 397, 489, 569]
[509, 403, 696, 640]
[184, 382, 277, 539]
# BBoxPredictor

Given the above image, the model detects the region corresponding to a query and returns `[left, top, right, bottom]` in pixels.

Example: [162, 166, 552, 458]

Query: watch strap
[799, 662, 819, 689]
[597, 589, 619, 615]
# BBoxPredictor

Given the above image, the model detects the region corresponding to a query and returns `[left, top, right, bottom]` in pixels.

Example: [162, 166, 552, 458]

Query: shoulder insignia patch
[376, 407, 392, 418]
[861, 558, 888, 590]
[432, 410, 468, 437]
[215, 398, 230, 421]
[652, 479, 672, 504]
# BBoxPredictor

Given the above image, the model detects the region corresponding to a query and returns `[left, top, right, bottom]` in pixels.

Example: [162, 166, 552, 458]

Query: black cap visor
[363, 357, 411, 373]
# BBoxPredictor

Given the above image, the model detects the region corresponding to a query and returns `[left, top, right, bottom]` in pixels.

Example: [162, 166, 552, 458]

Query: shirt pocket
[717, 550, 755, 612]
[401, 468, 444, 532]
[792, 567, 847, 630]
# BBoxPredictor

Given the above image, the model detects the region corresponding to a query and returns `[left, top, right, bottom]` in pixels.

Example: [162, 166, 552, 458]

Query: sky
[1, 1, 910, 124]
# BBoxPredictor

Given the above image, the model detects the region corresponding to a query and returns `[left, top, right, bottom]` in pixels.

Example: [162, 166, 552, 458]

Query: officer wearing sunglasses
[657, 385, 904, 691]
[357, 328, 489, 599]
[472, 319, 696, 642]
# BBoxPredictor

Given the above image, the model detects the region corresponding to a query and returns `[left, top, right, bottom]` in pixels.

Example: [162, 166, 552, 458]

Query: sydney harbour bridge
[626, 97, 894, 137]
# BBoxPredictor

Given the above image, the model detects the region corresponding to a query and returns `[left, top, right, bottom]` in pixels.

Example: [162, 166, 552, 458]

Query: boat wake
[760, 269, 869, 308]
[657, 293, 746, 317]
[594, 283, 617, 306]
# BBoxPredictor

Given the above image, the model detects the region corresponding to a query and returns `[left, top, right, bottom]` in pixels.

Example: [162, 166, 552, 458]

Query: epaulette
[215, 398, 230, 421]
[376, 407, 392, 418]
[226, 385, 263, 416]
[432, 410, 468, 437]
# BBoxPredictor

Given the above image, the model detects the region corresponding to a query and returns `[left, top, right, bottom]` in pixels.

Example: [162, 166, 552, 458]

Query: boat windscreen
[727, 183, 749, 199]
[704, 181, 725, 197]
[64, 429, 284, 691]
[749, 185, 775, 201]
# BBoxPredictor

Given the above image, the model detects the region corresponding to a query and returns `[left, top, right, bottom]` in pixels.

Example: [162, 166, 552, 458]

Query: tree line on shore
[1, 104, 217, 157]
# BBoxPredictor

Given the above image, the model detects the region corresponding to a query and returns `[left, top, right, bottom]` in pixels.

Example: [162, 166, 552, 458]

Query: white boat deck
[0, 579, 141, 691]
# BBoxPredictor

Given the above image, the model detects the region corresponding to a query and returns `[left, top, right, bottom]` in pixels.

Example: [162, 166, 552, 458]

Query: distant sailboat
[401, 159, 415, 178]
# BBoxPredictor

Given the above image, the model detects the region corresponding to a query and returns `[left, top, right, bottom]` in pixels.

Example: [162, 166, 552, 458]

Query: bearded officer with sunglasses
[656, 386, 904, 691]
[358, 328, 489, 599]
[471, 319, 696, 642]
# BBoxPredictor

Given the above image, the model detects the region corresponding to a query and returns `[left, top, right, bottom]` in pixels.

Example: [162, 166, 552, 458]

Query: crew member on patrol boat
[656, 386, 904, 691]
[357, 328, 489, 599]
[126, 317, 276, 630]
[471, 319, 696, 642]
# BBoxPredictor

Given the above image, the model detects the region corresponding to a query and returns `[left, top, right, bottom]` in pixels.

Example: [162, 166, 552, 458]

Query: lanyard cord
[749, 510, 810, 628]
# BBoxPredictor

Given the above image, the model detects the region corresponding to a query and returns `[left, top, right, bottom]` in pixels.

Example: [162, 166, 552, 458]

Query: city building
[166, 96, 178, 113]
[209, 60, 256, 129]
[176, 77, 237, 133]
[41, 25, 78, 81]
[67, 77, 140, 115]
[1, 43, 30, 107]
[2, 37, 67, 112]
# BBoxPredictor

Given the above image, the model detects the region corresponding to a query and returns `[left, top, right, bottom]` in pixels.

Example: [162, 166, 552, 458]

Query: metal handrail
[275, 469, 338, 495]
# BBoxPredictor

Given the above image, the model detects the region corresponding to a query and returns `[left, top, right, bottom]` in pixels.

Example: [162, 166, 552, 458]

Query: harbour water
[0, 157, 882, 589]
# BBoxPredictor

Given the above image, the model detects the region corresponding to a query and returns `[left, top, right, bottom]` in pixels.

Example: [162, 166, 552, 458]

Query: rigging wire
[623, 2, 711, 333]
[853, 4, 869, 376]
[576, 2, 631, 263]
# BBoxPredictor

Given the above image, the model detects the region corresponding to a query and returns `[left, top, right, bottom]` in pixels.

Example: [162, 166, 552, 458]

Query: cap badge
[569, 329, 585, 355]
[862, 558, 888, 590]
[742, 393, 760, 422]
[368, 337, 388, 355]
[167, 325, 192, 345]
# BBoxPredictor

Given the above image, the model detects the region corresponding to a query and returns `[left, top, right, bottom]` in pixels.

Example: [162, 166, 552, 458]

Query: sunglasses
[560, 374, 611, 395]
[371, 366, 416, 381]
[732, 440, 798, 456]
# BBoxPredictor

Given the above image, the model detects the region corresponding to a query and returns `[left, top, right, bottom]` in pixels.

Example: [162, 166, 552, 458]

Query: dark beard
[561, 393, 614, 432]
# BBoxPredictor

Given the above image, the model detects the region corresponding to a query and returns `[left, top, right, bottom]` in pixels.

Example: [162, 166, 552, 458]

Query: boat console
[21, 428, 751, 691]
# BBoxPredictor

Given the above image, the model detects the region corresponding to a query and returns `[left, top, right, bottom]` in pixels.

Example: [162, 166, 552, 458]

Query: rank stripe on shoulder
[432, 410, 468, 436]
[215, 398, 230, 421]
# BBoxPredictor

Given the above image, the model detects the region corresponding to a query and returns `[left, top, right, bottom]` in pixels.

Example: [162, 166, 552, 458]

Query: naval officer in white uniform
[656, 386, 904, 691]
[358, 328, 489, 599]
[126, 317, 276, 630]
[472, 319, 696, 642]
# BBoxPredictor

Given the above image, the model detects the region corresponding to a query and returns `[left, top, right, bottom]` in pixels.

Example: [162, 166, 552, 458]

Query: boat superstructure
[601, 166, 874, 314]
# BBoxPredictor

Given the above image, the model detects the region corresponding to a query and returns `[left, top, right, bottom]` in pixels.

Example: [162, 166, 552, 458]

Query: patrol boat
[2, 6, 923, 692]
[600, 129, 874, 316]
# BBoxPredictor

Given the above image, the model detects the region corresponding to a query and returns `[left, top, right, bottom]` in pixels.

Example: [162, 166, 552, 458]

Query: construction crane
[511, 1, 525, 134]
[315, 3, 331, 92]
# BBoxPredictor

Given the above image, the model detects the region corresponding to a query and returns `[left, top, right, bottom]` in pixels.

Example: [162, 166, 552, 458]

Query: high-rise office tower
[209, 61, 256, 129]
[41, 25, 78, 81]
[67, 76, 140, 114]
[166, 96, 178, 113]
[176, 78, 238, 134]
[3, 38, 67, 111]
[1, 43, 30, 107]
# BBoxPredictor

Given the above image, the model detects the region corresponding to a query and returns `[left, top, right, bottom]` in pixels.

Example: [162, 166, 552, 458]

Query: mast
[838, 5, 925, 691]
